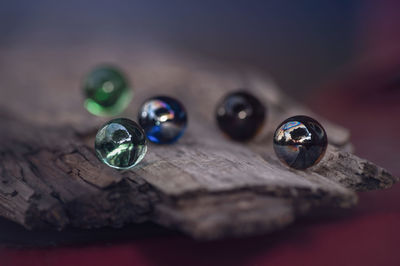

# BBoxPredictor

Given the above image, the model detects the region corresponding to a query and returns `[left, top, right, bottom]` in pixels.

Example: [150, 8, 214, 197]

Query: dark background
[1, 1, 400, 265]
[0, 0, 357, 98]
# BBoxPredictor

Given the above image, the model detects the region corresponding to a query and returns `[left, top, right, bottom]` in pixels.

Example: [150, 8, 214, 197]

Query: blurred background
[1, 1, 399, 266]
[1, 0, 359, 98]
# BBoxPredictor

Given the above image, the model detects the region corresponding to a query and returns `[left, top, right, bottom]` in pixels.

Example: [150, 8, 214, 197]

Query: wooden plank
[0, 44, 397, 239]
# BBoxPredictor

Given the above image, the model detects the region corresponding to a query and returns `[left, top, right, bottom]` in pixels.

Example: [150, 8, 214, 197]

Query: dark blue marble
[273, 115, 327, 170]
[138, 96, 187, 144]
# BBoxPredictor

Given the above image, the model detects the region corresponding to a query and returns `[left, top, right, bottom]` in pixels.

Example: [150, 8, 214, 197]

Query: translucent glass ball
[95, 118, 147, 169]
[216, 91, 266, 141]
[138, 96, 188, 144]
[83, 66, 132, 116]
[273, 115, 327, 170]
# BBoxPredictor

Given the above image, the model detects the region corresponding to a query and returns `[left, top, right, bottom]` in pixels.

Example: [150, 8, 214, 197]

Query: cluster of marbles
[85, 66, 327, 171]
[85, 66, 187, 169]
[214, 91, 327, 170]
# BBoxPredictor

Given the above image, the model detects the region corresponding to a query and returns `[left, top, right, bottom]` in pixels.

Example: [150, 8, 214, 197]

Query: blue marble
[138, 96, 188, 144]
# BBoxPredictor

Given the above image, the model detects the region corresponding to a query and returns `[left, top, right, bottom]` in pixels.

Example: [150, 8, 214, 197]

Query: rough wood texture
[0, 44, 397, 240]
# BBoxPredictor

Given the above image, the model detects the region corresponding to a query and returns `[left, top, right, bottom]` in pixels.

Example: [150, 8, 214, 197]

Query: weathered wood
[0, 44, 397, 240]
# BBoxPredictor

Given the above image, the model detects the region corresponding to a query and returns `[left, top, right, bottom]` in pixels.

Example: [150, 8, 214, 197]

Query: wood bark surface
[0, 44, 397, 240]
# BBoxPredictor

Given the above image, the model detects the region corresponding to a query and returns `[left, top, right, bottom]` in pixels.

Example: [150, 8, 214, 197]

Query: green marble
[95, 118, 147, 169]
[83, 66, 132, 116]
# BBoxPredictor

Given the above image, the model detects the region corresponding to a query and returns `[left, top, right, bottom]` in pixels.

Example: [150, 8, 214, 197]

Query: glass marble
[95, 118, 147, 169]
[138, 96, 187, 144]
[83, 66, 132, 116]
[216, 91, 266, 141]
[273, 115, 327, 170]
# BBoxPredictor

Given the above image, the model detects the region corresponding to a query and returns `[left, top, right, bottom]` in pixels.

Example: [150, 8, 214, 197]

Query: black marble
[215, 91, 266, 141]
[273, 115, 327, 170]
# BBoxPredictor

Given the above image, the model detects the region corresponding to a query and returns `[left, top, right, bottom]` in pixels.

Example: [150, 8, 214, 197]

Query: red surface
[2, 212, 400, 266]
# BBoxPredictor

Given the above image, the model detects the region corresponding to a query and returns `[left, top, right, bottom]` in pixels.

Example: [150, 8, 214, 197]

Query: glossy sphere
[216, 91, 266, 141]
[83, 66, 132, 116]
[273, 115, 327, 170]
[138, 96, 187, 144]
[95, 118, 147, 169]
